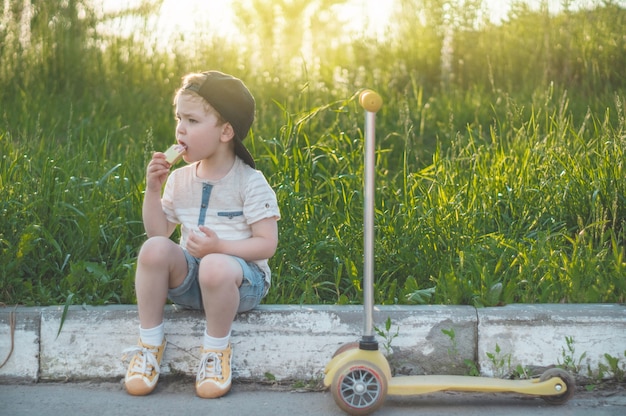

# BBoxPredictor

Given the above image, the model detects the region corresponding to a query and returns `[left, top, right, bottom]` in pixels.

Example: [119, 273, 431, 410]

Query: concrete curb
[1, 304, 624, 383]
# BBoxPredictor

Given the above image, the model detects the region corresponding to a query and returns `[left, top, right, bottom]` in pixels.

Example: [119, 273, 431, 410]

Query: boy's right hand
[145, 152, 171, 192]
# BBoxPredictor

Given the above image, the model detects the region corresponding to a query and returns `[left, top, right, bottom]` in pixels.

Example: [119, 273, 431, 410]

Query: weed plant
[1, 0, 625, 306]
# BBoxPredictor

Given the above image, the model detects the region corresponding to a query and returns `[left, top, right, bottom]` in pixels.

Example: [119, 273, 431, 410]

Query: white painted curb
[1, 304, 624, 382]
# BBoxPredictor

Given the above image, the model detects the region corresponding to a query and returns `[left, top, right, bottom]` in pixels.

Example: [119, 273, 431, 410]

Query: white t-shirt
[161, 157, 280, 284]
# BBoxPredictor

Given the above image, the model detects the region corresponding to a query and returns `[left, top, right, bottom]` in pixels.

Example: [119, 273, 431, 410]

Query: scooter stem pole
[363, 108, 376, 338]
[358, 90, 383, 344]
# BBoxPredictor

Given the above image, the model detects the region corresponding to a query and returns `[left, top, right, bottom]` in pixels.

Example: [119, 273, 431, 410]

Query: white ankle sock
[139, 322, 165, 347]
[203, 330, 230, 350]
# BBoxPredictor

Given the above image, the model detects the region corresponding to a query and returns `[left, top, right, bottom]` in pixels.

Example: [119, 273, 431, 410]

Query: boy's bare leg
[198, 253, 243, 337]
[135, 236, 188, 328]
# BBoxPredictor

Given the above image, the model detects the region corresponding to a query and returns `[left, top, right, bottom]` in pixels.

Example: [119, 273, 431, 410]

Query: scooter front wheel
[331, 360, 388, 416]
[539, 368, 576, 405]
[332, 342, 360, 358]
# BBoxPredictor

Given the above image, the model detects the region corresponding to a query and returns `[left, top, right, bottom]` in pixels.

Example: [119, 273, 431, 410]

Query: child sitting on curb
[123, 70, 280, 398]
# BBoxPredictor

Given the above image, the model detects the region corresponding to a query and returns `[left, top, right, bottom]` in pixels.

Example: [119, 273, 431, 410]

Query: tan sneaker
[195, 344, 232, 398]
[122, 339, 167, 396]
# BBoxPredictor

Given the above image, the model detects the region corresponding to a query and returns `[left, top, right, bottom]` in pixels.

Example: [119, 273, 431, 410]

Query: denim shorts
[168, 249, 266, 312]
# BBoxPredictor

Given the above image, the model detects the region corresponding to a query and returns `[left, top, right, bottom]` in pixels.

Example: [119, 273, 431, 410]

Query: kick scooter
[323, 90, 576, 415]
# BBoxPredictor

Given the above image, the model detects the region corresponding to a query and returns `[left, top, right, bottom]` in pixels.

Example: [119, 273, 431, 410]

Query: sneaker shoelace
[122, 345, 160, 375]
[197, 351, 223, 381]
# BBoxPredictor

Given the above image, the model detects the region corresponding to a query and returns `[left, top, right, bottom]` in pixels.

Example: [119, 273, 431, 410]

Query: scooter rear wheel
[331, 360, 388, 416]
[539, 368, 576, 405]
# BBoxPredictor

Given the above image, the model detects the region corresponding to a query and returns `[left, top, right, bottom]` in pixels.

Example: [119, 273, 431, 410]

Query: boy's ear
[221, 123, 235, 141]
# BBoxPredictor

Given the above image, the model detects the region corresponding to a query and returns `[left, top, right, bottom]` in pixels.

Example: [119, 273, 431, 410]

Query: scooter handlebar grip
[359, 89, 383, 113]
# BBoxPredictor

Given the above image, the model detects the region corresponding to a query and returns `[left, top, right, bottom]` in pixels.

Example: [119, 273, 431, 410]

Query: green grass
[1, 0, 625, 306]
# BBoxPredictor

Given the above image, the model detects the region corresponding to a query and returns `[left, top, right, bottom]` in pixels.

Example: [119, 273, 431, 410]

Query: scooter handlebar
[359, 89, 382, 113]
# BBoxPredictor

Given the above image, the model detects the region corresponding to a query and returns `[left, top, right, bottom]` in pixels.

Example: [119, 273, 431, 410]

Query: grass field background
[1, 0, 625, 306]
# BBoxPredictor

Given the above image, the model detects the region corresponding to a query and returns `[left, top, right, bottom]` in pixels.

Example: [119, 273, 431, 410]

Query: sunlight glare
[151, 0, 393, 46]
[101, 0, 596, 50]
[155, 0, 237, 43]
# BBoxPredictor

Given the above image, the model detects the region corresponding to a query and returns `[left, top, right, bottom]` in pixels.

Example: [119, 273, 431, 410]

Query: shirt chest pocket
[217, 211, 244, 220]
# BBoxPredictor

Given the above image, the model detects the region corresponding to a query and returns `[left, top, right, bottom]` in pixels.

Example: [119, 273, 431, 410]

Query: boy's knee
[138, 236, 176, 265]
[198, 255, 239, 288]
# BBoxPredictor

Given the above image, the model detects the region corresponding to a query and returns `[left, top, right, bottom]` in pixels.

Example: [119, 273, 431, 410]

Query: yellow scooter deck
[388, 374, 567, 396]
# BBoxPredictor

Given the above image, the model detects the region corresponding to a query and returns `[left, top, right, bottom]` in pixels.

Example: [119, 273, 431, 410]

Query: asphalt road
[1, 379, 625, 416]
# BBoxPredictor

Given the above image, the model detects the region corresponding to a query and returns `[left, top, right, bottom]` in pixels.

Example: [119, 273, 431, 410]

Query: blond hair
[173, 73, 226, 124]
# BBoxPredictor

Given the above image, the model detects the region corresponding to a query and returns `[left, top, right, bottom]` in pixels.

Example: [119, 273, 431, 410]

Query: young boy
[123, 71, 280, 398]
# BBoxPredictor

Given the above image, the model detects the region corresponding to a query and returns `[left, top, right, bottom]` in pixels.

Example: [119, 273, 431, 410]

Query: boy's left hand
[187, 225, 220, 257]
